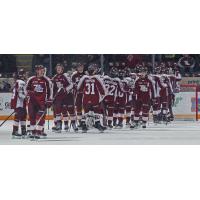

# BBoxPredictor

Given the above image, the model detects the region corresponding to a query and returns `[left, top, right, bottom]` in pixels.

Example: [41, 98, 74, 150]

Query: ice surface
[0, 120, 200, 144]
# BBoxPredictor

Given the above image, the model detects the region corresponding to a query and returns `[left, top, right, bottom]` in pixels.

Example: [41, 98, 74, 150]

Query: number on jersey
[85, 83, 95, 95]
[105, 84, 116, 96]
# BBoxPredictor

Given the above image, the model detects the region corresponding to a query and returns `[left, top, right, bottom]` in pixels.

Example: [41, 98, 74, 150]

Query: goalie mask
[88, 63, 99, 75]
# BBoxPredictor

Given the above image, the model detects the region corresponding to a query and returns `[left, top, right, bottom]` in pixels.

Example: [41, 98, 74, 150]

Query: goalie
[77, 64, 106, 133]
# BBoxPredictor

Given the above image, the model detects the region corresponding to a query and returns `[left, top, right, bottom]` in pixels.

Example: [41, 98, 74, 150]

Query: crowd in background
[1, 54, 200, 92]
[32, 54, 200, 76]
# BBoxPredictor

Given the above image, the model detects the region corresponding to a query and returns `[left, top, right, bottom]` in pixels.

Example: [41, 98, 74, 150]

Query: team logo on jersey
[34, 84, 44, 93]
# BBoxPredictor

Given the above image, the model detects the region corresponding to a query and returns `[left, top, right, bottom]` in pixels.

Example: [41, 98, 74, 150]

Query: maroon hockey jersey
[77, 75, 106, 105]
[52, 73, 73, 98]
[103, 75, 118, 103]
[134, 76, 155, 101]
[26, 75, 52, 102]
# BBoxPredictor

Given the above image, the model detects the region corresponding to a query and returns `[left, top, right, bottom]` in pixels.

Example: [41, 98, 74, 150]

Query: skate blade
[12, 136, 22, 139]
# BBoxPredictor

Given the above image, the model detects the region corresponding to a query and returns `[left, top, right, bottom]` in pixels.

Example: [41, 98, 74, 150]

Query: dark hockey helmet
[135, 64, 143, 73]
[155, 66, 161, 74]
[121, 62, 126, 69]
[88, 63, 98, 75]
[18, 68, 25, 76]
[118, 69, 125, 79]
[17, 68, 26, 79]
[130, 72, 137, 80]
[109, 67, 118, 78]
[124, 67, 131, 77]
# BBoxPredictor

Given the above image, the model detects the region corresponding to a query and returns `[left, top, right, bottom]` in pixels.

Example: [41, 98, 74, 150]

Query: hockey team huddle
[10, 61, 181, 139]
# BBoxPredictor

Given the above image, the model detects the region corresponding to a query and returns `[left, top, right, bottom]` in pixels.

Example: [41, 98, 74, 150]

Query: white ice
[0, 120, 200, 144]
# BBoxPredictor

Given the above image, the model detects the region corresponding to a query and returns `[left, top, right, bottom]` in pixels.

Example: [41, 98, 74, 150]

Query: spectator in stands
[0, 55, 16, 74]
[178, 54, 195, 76]
[125, 54, 142, 69]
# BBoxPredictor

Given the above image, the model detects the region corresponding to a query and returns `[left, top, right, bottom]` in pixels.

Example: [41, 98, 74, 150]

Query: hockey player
[151, 65, 168, 123]
[10, 69, 27, 138]
[167, 65, 182, 121]
[129, 72, 138, 122]
[103, 68, 118, 129]
[130, 67, 155, 129]
[71, 63, 85, 127]
[77, 63, 106, 133]
[26, 65, 52, 139]
[52, 63, 78, 133]
[113, 69, 129, 128]
[158, 66, 174, 123]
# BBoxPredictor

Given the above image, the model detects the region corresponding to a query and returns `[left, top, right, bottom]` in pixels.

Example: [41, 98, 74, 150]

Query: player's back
[78, 75, 105, 105]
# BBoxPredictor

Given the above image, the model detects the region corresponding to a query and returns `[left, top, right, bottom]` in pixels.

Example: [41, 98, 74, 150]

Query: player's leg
[117, 98, 126, 128]
[66, 94, 78, 132]
[152, 97, 159, 123]
[18, 107, 27, 137]
[113, 103, 119, 127]
[35, 103, 46, 137]
[53, 98, 63, 133]
[28, 101, 37, 137]
[81, 103, 89, 133]
[130, 100, 142, 129]
[52, 106, 57, 132]
[168, 94, 174, 121]
[62, 105, 69, 131]
[107, 104, 114, 129]
[125, 101, 132, 127]
[76, 93, 83, 127]
[93, 104, 105, 132]
[131, 96, 136, 123]
[161, 95, 168, 123]
[142, 102, 150, 128]
[12, 108, 21, 137]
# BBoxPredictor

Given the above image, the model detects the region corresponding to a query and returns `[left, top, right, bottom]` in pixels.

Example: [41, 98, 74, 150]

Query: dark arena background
[0, 54, 200, 144]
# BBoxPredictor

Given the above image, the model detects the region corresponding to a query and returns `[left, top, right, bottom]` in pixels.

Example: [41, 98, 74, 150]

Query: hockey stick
[47, 107, 50, 130]
[0, 111, 15, 127]
[35, 110, 47, 127]
[52, 87, 62, 103]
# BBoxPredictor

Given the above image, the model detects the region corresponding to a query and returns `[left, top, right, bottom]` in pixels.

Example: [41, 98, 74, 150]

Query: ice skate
[107, 124, 113, 129]
[12, 131, 22, 139]
[52, 126, 57, 132]
[130, 122, 139, 129]
[153, 115, 159, 124]
[55, 121, 62, 133]
[126, 122, 131, 128]
[71, 122, 78, 132]
[82, 122, 88, 133]
[95, 121, 105, 133]
[21, 126, 27, 139]
[142, 122, 147, 128]
[77, 120, 82, 128]
[40, 131, 47, 139]
[116, 122, 123, 129]
[64, 124, 69, 132]
[29, 131, 40, 140]
[162, 115, 169, 125]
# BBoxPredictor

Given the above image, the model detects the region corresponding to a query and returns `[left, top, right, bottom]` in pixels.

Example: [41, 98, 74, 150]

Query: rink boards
[0, 92, 199, 121]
